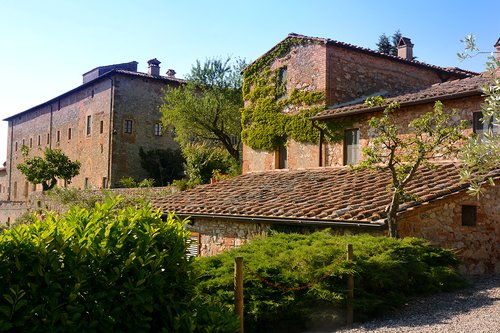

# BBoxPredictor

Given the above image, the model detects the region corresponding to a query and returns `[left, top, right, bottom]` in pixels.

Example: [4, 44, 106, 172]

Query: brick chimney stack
[166, 69, 176, 78]
[397, 37, 414, 61]
[147, 58, 161, 76]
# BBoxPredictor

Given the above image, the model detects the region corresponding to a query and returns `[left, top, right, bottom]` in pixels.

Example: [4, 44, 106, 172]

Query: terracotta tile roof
[311, 73, 495, 121]
[244, 33, 476, 78]
[152, 163, 498, 226]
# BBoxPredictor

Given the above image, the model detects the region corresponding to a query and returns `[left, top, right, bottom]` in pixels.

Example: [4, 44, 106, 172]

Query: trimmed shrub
[0, 197, 237, 332]
[194, 232, 466, 332]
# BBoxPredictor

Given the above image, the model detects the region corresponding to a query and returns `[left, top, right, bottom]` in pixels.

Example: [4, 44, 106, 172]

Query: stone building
[152, 34, 500, 273]
[1, 59, 182, 204]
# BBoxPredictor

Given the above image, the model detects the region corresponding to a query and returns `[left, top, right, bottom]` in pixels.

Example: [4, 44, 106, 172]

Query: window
[124, 120, 133, 134]
[29, 138, 32, 148]
[86, 115, 92, 135]
[100, 120, 104, 134]
[56, 130, 60, 142]
[38, 135, 41, 146]
[102, 177, 108, 188]
[15, 142, 18, 151]
[154, 123, 162, 136]
[47, 133, 50, 144]
[344, 129, 360, 165]
[84, 177, 89, 189]
[276, 66, 287, 98]
[473, 111, 498, 139]
[22, 139, 25, 146]
[461, 205, 477, 226]
[68, 128, 72, 140]
[276, 144, 288, 169]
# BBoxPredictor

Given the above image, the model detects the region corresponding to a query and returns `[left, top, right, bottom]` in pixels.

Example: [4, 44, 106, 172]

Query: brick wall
[110, 74, 181, 187]
[325, 44, 453, 106]
[242, 39, 466, 174]
[399, 183, 500, 274]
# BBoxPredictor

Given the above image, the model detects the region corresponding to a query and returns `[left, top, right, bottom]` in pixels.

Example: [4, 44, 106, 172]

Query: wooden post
[346, 244, 354, 325]
[234, 256, 244, 333]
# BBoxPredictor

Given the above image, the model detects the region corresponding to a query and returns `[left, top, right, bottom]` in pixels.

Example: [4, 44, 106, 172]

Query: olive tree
[356, 98, 466, 237]
[458, 34, 500, 195]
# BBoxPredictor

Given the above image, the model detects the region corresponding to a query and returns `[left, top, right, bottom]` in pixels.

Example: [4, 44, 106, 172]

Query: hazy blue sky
[1, 0, 499, 162]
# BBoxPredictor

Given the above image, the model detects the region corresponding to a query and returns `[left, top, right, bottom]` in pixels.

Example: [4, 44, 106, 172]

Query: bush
[0, 197, 237, 332]
[183, 143, 239, 185]
[139, 147, 185, 186]
[194, 232, 466, 332]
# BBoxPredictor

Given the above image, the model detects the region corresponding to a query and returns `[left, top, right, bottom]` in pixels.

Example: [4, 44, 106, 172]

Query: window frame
[124, 119, 133, 134]
[461, 205, 477, 226]
[343, 128, 360, 165]
[86, 115, 92, 135]
[154, 123, 162, 136]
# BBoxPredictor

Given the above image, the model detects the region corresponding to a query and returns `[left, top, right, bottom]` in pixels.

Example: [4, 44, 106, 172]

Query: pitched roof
[244, 33, 476, 78]
[311, 73, 494, 121]
[152, 163, 497, 227]
[3, 69, 185, 122]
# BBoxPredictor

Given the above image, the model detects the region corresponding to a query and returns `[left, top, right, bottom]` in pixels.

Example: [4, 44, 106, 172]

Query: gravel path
[333, 274, 500, 333]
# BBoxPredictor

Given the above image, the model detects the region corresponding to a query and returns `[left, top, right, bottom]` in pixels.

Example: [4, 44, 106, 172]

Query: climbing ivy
[241, 36, 354, 151]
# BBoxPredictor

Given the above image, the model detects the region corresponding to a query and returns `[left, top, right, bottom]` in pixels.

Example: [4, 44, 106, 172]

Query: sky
[0, 0, 498, 163]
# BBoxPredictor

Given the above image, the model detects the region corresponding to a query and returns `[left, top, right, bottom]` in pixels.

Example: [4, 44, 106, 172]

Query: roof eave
[310, 89, 483, 121]
[163, 212, 386, 229]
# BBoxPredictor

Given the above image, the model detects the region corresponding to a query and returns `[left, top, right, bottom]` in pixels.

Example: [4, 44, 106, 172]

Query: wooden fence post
[346, 244, 354, 325]
[234, 256, 244, 333]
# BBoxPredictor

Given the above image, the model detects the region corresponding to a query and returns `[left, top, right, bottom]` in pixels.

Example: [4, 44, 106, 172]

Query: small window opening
[461, 205, 477, 226]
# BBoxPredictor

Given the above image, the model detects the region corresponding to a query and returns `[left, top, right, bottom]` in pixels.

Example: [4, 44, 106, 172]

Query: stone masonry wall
[110, 74, 181, 187]
[325, 44, 457, 106]
[243, 40, 466, 174]
[399, 183, 500, 274]
[5, 78, 113, 200]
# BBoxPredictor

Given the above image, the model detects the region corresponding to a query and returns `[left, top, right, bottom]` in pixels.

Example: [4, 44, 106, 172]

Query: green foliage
[241, 71, 326, 150]
[376, 30, 403, 56]
[458, 34, 500, 195]
[17, 147, 81, 191]
[160, 57, 245, 161]
[182, 143, 239, 185]
[194, 232, 465, 332]
[139, 147, 185, 186]
[118, 177, 156, 188]
[0, 197, 238, 332]
[357, 97, 466, 237]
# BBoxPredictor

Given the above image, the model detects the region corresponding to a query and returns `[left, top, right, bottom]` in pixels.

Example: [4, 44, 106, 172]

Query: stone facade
[2, 61, 181, 201]
[242, 34, 469, 174]
[186, 217, 384, 257]
[399, 183, 500, 274]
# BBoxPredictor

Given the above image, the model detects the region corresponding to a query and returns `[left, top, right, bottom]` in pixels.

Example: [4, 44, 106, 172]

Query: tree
[376, 30, 403, 56]
[138, 147, 184, 186]
[160, 57, 246, 162]
[17, 146, 81, 191]
[457, 34, 500, 195]
[356, 97, 466, 237]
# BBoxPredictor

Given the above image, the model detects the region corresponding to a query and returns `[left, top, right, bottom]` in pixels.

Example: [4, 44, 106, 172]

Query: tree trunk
[387, 191, 401, 238]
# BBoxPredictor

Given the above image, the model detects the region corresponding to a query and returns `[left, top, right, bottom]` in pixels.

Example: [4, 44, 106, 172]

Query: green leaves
[0, 197, 216, 332]
[17, 147, 81, 191]
[160, 57, 245, 161]
[357, 98, 467, 237]
[194, 232, 465, 330]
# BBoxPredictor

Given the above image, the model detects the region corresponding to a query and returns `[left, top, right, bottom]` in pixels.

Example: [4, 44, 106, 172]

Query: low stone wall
[0, 186, 176, 226]
[399, 184, 500, 274]
[0, 201, 28, 226]
[186, 217, 384, 257]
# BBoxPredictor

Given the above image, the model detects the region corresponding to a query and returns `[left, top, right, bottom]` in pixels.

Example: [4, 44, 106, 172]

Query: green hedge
[194, 232, 467, 332]
[0, 197, 238, 332]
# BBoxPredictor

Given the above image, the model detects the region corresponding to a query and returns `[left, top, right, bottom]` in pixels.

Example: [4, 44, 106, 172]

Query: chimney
[166, 69, 176, 78]
[495, 38, 500, 63]
[397, 37, 414, 61]
[147, 58, 161, 76]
